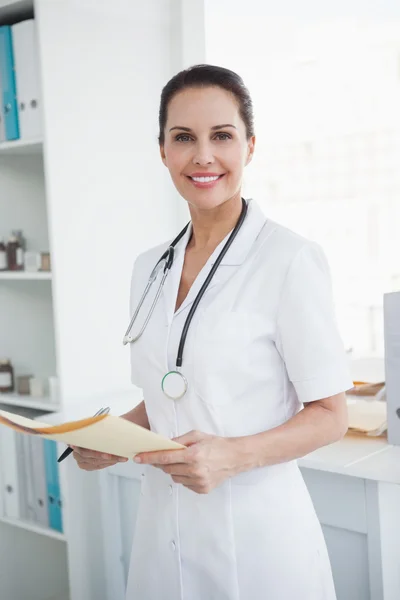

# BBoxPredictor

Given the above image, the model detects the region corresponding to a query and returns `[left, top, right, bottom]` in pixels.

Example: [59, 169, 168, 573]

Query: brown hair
[158, 64, 255, 145]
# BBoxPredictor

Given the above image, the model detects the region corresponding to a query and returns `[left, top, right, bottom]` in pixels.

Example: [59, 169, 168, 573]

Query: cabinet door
[323, 525, 371, 600]
[301, 468, 376, 600]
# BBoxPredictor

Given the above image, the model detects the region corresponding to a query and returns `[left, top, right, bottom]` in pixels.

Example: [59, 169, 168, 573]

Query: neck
[187, 194, 243, 253]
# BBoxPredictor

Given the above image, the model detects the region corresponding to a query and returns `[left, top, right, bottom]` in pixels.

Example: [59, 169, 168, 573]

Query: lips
[188, 173, 224, 180]
[186, 173, 225, 189]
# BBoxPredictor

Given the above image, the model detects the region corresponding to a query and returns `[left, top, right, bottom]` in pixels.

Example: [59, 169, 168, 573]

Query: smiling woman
[158, 65, 255, 218]
[73, 64, 353, 600]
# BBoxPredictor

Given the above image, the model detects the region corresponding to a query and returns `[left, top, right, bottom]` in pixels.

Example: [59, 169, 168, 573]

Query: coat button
[169, 485, 173, 495]
[170, 541, 176, 551]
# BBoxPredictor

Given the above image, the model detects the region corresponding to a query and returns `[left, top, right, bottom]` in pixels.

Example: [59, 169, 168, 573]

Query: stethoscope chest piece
[124, 198, 248, 400]
[161, 370, 188, 400]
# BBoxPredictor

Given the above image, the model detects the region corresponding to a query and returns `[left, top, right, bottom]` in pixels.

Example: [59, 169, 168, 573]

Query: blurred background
[207, 0, 400, 361]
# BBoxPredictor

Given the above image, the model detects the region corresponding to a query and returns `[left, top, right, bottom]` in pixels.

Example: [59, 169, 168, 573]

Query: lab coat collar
[173, 199, 267, 267]
[162, 199, 268, 323]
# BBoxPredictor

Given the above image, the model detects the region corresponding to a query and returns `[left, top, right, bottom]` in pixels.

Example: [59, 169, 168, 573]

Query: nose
[192, 140, 214, 166]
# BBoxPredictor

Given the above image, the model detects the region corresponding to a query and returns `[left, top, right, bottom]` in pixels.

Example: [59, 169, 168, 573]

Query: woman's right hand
[70, 445, 128, 471]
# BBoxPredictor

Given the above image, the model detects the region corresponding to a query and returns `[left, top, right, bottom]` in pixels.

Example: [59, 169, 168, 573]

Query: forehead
[166, 86, 242, 127]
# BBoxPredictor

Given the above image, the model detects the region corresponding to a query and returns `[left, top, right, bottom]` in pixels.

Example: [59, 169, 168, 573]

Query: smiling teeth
[192, 176, 220, 182]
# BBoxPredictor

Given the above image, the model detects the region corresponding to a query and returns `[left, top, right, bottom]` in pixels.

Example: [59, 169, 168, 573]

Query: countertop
[299, 433, 400, 485]
[44, 381, 400, 486]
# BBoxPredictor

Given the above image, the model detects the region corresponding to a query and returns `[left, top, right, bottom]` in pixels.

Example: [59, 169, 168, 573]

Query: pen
[57, 407, 110, 463]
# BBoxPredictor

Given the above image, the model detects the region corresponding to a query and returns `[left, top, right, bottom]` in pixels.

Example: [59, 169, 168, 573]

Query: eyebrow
[169, 124, 237, 132]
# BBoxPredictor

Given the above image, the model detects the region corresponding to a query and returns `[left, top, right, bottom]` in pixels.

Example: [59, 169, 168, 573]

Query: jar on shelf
[0, 359, 14, 393]
[6, 236, 24, 271]
[11, 230, 26, 251]
[0, 238, 7, 271]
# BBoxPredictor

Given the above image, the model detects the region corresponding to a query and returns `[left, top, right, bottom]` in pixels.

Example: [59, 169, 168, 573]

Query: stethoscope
[123, 198, 248, 400]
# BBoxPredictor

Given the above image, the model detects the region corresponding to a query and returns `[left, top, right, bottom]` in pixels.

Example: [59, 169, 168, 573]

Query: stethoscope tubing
[123, 199, 248, 372]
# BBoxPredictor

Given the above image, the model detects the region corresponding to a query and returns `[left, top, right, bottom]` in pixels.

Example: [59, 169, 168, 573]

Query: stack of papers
[346, 398, 387, 437]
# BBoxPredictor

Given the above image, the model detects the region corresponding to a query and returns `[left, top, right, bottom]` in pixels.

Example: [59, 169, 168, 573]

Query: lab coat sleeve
[276, 242, 353, 403]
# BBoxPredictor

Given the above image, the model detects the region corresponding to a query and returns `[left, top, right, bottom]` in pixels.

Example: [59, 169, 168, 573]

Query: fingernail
[119, 458, 128, 462]
[134, 456, 141, 463]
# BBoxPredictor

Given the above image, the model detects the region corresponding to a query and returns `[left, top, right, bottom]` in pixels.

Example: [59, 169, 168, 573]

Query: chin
[183, 190, 237, 212]
[187, 196, 222, 210]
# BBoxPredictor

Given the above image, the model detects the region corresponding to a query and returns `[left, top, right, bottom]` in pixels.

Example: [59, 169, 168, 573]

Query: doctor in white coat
[72, 64, 353, 600]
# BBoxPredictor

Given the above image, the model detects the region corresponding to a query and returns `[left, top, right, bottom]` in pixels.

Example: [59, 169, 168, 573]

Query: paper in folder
[0, 410, 185, 458]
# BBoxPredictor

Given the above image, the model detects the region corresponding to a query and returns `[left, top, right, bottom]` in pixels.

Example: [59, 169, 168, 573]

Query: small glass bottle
[0, 359, 14, 393]
[0, 238, 7, 271]
[11, 229, 26, 251]
[6, 236, 24, 271]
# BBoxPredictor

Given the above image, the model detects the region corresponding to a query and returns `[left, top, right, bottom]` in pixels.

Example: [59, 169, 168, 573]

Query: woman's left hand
[134, 430, 243, 494]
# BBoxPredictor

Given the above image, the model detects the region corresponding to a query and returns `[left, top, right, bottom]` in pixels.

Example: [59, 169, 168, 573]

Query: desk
[299, 434, 400, 600]
[56, 393, 399, 600]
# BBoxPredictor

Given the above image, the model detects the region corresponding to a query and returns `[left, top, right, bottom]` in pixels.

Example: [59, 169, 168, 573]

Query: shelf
[0, 515, 66, 541]
[0, 138, 42, 155]
[0, 270, 51, 280]
[0, 393, 60, 411]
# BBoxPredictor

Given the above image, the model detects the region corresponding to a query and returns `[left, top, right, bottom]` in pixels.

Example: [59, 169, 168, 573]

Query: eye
[175, 134, 193, 142]
[214, 132, 232, 141]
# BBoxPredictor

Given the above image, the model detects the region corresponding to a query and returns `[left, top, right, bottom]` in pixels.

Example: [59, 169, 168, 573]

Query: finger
[134, 449, 188, 466]
[77, 461, 116, 471]
[71, 447, 103, 459]
[72, 447, 127, 461]
[72, 453, 122, 467]
[186, 485, 203, 494]
[74, 457, 117, 468]
[171, 474, 193, 484]
[172, 430, 205, 446]
[160, 463, 194, 476]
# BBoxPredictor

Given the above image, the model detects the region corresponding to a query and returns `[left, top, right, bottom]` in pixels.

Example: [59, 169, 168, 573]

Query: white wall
[35, 0, 179, 403]
[203, 0, 400, 359]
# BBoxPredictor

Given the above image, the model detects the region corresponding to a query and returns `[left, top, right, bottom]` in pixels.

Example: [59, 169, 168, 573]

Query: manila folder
[0, 409, 185, 458]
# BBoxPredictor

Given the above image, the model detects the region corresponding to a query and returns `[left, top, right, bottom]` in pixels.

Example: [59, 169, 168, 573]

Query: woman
[73, 64, 353, 599]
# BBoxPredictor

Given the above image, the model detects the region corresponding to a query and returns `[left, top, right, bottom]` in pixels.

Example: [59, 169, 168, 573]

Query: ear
[245, 136, 256, 166]
[160, 144, 167, 166]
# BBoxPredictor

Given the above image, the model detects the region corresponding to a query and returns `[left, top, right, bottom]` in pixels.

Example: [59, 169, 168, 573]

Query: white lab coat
[125, 199, 353, 600]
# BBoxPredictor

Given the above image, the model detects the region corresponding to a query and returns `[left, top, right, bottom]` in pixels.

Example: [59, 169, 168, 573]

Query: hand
[70, 445, 128, 471]
[134, 430, 241, 494]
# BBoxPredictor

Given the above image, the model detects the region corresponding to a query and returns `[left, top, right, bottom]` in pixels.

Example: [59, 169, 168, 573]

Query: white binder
[22, 434, 36, 522]
[0, 428, 24, 518]
[0, 405, 49, 521]
[11, 19, 43, 140]
[29, 435, 49, 526]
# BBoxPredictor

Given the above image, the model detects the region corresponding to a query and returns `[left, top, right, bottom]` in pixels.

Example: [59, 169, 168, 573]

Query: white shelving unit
[0, 392, 60, 411]
[1, 0, 179, 599]
[0, 2, 67, 600]
[0, 137, 42, 154]
[0, 513, 67, 541]
[0, 270, 51, 279]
